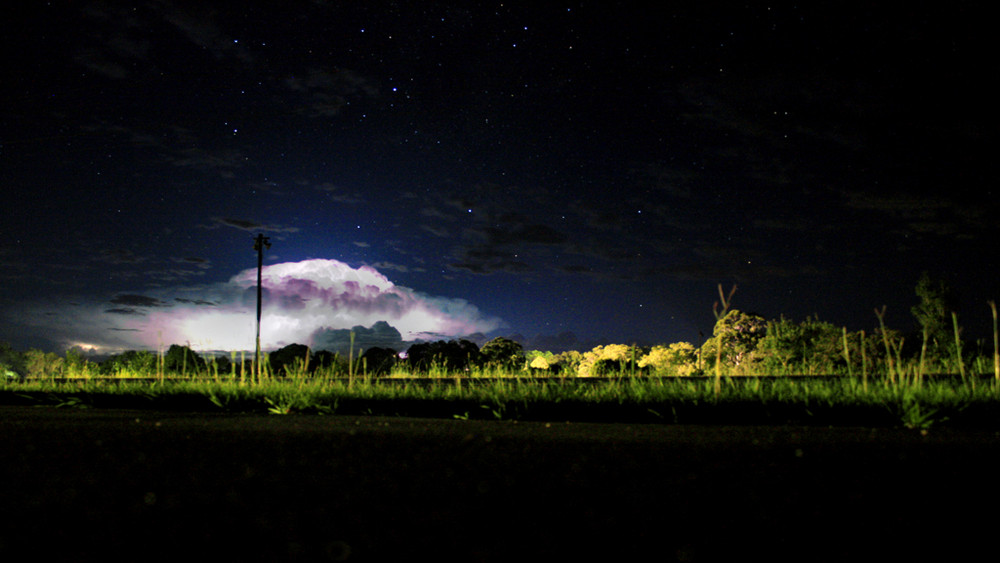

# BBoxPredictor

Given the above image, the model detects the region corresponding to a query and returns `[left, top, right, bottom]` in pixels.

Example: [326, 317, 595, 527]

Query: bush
[577, 344, 644, 376]
[639, 342, 699, 376]
[753, 317, 847, 374]
[101, 350, 157, 375]
[23, 349, 64, 378]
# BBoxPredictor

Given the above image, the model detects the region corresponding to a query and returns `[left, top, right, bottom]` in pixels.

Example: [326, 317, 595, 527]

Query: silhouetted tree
[0, 342, 25, 378]
[163, 344, 205, 374]
[269, 343, 312, 377]
[360, 347, 398, 375]
[312, 350, 339, 372]
[406, 340, 481, 372]
[479, 337, 525, 370]
[911, 272, 960, 359]
[208, 354, 232, 376]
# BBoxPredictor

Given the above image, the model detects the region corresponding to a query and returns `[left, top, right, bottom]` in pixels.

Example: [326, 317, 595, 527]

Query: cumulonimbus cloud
[109, 259, 502, 351]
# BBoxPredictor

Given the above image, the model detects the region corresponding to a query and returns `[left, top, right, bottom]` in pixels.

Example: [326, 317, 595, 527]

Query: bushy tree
[312, 350, 340, 372]
[754, 317, 847, 374]
[526, 350, 564, 374]
[360, 347, 399, 375]
[24, 349, 64, 378]
[479, 337, 525, 370]
[406, 340, 480, 372]
[553, 350, 583, 375]
[577, 344, 644, 376]
[64, 346, 92, 376]
[1, 342, 25, 378]
[101, 350, 157, 375]
[911, 272, 960, 362]
[639, 342, 699, 376]
[699, 310, 768, 372]
[207, 354, 232, 377]
[163, 344, 205, 374]
[268, 343, 312, 377]
[529, 355, 551, 370]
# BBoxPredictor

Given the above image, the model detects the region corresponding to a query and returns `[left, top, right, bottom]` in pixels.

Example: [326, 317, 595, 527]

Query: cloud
[9, 259, 502, 353]
[207, 217, 301, 233]
[110, 294, 170, 308]
[311, 321, 405, 354]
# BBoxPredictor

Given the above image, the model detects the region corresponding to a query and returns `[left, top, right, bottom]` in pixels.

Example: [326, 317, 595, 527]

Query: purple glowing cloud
[118, 259, 502, 351]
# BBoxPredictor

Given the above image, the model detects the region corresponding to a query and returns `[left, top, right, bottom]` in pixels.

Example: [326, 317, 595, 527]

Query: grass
[3, 372, 998, 429]
[5, 280, 999, 430]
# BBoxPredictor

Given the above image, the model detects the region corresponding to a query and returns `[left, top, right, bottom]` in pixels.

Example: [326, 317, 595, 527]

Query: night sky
[2, 2, 997, 356]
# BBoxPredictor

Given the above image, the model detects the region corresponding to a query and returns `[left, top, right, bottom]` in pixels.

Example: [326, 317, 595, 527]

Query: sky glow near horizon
[141, 259, 502, 351]
[20, 259, 503, 353]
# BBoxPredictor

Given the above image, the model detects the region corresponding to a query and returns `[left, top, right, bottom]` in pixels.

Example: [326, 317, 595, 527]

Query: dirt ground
[1, 406, 998, 561]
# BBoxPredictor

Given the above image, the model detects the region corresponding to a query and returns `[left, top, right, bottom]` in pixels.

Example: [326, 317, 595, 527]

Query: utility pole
[253, 233, 271, 381]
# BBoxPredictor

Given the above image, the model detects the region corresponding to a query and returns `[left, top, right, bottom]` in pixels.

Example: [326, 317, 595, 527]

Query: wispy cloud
[208, 217, 301, 233]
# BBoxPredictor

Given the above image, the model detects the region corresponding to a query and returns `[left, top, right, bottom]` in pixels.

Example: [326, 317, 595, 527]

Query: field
[4, 371, 1000, 431]
[4, 294, 1000, 561]
[3, 405, 999, 562]
[6, 280, 1000, 429]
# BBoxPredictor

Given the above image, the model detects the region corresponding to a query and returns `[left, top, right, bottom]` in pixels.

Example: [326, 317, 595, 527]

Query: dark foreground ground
[1, 406, 998, 562]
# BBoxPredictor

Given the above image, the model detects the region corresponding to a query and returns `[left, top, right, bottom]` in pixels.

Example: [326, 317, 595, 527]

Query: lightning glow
[117, 259, 502, 351]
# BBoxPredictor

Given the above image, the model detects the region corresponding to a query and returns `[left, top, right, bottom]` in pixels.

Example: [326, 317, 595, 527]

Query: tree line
[3, 273, 994, 379]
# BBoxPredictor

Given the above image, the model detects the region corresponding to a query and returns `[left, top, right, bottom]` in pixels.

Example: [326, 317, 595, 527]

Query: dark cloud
[104, 308, 146, 316]
[109, 294, 170, 308]
[310, 321, 404, 354]
[175, 298, 216, 306]
[209, 217, 300, 233]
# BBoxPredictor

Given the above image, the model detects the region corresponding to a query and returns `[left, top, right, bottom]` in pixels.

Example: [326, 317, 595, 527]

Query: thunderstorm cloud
[14, 259, 502, 353]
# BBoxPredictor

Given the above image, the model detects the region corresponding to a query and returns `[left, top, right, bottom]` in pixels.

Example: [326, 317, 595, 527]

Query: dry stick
[348, 330, 356, 388]
[952, 312, 967, 386]
[860, 330, 868, 392]
[712, 283, 737, 397]
[918, 327, 928, 388]
[989, 301, 999, 384]
[842, 327, 852, 378]
[875, 306, 895, 385]
[894, 337, 907, 387]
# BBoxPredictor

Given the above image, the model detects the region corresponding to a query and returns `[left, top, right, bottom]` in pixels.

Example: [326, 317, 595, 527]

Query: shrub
[577, 344, 644, 376]
[639, 342, 699, 376]
[24, 349, 64, 378]
[101, 350, 157, 375]
[754, 317, 847, 374]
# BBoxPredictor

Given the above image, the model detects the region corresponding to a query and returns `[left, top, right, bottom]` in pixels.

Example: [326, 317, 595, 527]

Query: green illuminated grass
[3, 373, 998, 429]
